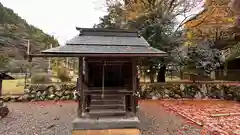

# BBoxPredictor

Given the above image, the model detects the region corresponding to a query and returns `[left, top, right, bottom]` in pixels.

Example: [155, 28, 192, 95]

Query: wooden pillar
[25, 41, 31, 89]
[101, 61, 105, 98]
[78, 57, 84, 117]
[84, 60, 89, 83]
[131, 58, 137, 114]
[84, 60, 91, 112]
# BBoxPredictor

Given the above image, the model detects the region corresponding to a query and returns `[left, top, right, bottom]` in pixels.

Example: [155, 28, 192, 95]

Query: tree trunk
[157, 65, 166, 82]
[180, 66, 184, 79]
[149, 66, 155, 83]
[149, 74, 155, 83]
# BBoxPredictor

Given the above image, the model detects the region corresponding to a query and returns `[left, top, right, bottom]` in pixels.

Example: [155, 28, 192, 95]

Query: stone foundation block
[72, 116, 140, 135]
[72, 129, 140, 135]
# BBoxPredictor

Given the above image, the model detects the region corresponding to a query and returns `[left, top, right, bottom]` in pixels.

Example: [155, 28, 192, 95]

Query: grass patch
[2, 76, 77, 95]
[2, 79, 25, 95]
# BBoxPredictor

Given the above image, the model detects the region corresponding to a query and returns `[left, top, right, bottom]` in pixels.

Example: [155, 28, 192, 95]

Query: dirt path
[0, 101, 203, 135]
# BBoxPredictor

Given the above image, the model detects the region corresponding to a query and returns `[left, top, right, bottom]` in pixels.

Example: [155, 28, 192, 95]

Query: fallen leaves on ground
[158, 100, 240, 135]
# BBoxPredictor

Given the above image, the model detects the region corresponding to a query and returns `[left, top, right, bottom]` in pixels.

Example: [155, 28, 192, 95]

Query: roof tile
[42, 45, 165, 54]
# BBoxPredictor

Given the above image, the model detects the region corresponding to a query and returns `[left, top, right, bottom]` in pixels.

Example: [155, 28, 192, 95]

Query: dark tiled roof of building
[0, 71, 14, 80]
[76, 27, 137, 35]
[42, 45, 165, 54]
[41, 28, 166, 56]
[66, 35, 149, 46]
[67, 27, 147, 46]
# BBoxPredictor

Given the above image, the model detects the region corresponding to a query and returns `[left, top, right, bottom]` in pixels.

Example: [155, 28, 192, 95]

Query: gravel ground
[139, 101, 203, 135]
[0, 101, 203, 135]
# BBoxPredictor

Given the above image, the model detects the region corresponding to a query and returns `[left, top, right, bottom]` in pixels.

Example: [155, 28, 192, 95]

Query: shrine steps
[91, 99, 123, 105]
[89, 109, 126, 117]
[91, 94, 124, 100]
[90, 104, 125, 110]
[88, 91, 126, 117]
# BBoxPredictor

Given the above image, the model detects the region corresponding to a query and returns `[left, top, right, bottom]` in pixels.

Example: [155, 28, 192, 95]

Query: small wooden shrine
[29, 28, 166, 135]
[0, 70, 15, 96]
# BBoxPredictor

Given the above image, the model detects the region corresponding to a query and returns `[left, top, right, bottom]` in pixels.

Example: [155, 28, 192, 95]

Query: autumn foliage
[184, 0, 236, 42]
[230, 0, 240, 14]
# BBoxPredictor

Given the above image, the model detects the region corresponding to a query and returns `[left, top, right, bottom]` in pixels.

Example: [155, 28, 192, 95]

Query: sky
[0, 0, 107, 45]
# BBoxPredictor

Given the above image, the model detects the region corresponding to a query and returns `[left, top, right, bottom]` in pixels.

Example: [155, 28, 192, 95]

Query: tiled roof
[41, 28, 166, 56]
[42, 45, 165, 55]
[66, 36, 149, 46]
[0, 71, 14, 80]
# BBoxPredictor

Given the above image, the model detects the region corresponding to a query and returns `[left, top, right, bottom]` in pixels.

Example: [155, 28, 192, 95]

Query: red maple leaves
[159, 100, 240, 135]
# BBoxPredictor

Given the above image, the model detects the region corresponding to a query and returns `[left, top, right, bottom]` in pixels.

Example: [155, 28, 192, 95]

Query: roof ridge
[76, 27, 138, 33]
[66, 44, 148, 47]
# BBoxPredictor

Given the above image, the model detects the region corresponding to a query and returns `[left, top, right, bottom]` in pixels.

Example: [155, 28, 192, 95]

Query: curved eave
[0, 73, 15, 80]
[32, 45, 167, 57]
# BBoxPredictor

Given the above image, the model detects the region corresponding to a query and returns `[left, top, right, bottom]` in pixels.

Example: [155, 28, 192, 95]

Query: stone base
[73, 116, 140, 130]
[72, 129, 140, 135]
[72, 116, 140, 135]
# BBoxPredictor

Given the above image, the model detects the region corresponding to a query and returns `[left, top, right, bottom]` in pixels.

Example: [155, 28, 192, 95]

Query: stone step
[91, 94, 123, 100]
[89, 109, 126, 117]
[91, 99, 124, 105]
[90, 104, 125, 110]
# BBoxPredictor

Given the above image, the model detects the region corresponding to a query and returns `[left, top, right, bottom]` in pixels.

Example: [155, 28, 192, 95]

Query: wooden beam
[84, 59, 89, 84]
[86, 57, 132, 62]
[131, 58, 137, 114]
[77, 78, 81, 117]
[210, 113, 240, 117]
[101, 61, 105, 99]
[27, 40, 31, 55]
[87, 61, 130, 64]
[78, 57, 84, 117]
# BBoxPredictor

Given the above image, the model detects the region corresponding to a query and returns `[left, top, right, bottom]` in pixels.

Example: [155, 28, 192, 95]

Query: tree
[177, 40, 224, 81]
[97, 0, 202, 82]
[5, 59, 28, 73]
[230, 0, 240, 28]
[94, 15, 114, 28]
[123, 0, 202, 82]
[94, 2, 125, 29]
[184, 0, 236, 47]
[230, 0, 240, 14]
[0, 56, 10, 70]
